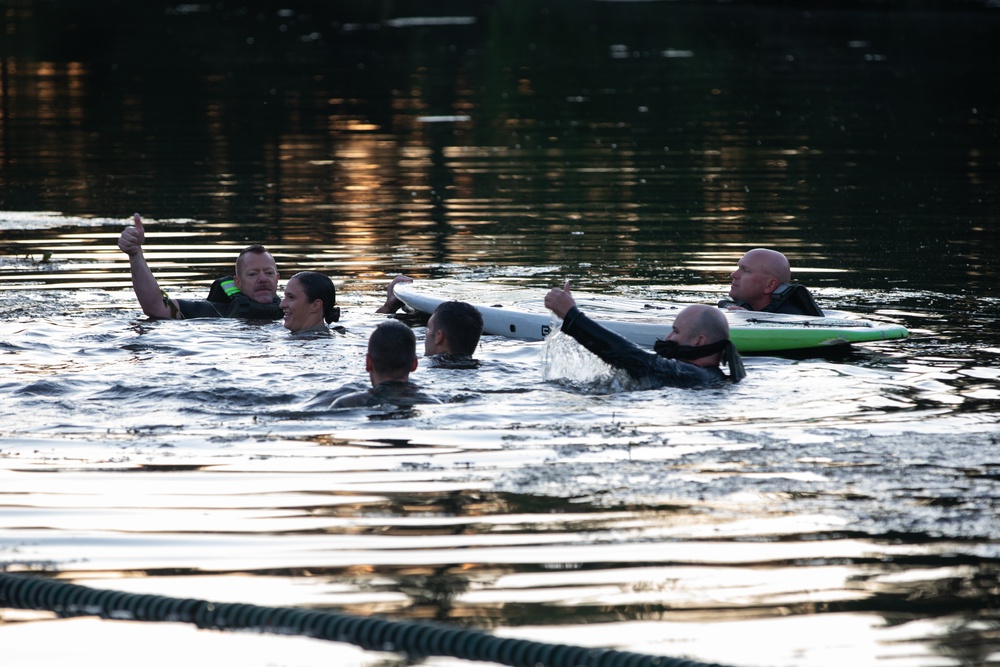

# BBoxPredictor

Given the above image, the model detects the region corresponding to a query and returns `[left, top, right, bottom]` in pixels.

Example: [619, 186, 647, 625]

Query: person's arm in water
[117, 213, 182, 319]
[375, 274, 414, 313]
[545, 280, 652, 377]
[545, 281, 708, 386]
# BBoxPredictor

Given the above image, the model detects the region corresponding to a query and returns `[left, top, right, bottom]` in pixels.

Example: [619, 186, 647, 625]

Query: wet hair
[368, 320, 416, 377]
[290, 271, 340, 323]
[432, 301, 484, 356]
[235, 244, 275, 274]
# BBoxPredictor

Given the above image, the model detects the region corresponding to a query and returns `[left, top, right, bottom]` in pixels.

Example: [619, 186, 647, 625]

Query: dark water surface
[2, 2, 999, 666]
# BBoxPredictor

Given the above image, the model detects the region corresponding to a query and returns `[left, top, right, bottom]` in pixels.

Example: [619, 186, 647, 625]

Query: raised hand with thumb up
[544, 280, 576, 319]
[117, 212, 146, 257]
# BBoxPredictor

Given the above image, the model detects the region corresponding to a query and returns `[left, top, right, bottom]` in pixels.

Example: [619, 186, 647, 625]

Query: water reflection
[3, 5, 997, 290]
[1, 227, 999, 665]
[2, 2, 1000, 666]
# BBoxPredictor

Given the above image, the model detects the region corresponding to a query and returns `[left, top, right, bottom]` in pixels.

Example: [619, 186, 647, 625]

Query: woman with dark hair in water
[280, 271, 341, 335]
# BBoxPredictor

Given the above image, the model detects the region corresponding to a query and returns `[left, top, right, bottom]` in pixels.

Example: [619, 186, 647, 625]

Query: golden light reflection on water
[2, 4, 999, 666]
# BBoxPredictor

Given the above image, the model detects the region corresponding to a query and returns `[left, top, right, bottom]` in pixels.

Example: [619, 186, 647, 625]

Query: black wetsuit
[174, 276, 283, 320]
[561, 306, 726, 389]
[330, 380, 441, 408]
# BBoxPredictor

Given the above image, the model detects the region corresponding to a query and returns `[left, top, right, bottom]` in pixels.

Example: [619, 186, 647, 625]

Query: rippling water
[2, 2, 999, 667]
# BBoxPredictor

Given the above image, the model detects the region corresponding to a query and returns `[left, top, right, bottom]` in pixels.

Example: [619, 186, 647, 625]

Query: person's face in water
[235, 252, 279, 304]
[279, 277, 322, 333]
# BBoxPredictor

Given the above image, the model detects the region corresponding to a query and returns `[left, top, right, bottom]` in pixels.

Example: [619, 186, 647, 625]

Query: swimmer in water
[330, 320, 441, 408]
[118, 213, 282, 320]
[719, 248, 823, 316]
[545, 281, 745, 387]
[279, 271, 341, 335]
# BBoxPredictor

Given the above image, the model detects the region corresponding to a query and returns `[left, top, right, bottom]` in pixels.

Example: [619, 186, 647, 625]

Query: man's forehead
[239, 253, 276, 270]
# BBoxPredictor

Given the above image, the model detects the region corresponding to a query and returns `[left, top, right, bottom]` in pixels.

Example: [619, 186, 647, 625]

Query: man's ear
[693, 334, 708, 347]
[763, 277, 780, 295]
[365, 354, 373, 373]
[410, 356, 418, 372]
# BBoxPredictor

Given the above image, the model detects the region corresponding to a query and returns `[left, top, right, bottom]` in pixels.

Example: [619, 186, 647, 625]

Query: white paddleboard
[393, 280, 909, 352]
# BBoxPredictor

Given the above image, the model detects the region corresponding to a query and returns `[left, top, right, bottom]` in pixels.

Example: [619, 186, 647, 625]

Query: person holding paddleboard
[376, 275, 484, 367]
[719, 248, 823, 316]
[375, 274, 415, 314]
[118, 213, 283, 321]
[545, 281, 745, 387]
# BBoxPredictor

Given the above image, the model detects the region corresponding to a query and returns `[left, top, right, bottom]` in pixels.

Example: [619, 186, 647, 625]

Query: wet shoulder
[329, 389, 376, 409]
[369, 380, 442, 407]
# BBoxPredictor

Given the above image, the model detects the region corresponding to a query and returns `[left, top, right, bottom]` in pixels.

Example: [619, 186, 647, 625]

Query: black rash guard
[560, 306, 727, 389]
[330, 380, 442, 409]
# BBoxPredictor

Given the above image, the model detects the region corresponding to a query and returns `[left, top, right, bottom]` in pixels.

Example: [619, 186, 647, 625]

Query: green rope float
[0, 572, 730, 667]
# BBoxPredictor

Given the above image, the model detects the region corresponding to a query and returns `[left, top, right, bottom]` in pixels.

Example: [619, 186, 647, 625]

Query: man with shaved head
[721, 248, 823, 316]
[545, 282, 745, 388]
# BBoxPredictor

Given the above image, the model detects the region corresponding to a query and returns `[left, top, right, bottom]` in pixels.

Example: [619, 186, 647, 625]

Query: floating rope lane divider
[0, 572, 732, 667]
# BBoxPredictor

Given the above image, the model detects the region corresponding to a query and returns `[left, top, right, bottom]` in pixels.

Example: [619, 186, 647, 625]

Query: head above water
[295, 272, 339, 321]
[728, 248, 792, 310]
[280, 271, 340, 333]
[665, 304, 730, 350]
[658, 304, 745, 381]
[234, 244, 279, 304]
[366, 319, 418, 382]
[426, 301, 484, 357]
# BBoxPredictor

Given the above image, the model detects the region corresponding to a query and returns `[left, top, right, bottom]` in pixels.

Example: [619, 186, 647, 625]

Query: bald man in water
[721, 248, 823, 316]
[545, 282, 745, 387]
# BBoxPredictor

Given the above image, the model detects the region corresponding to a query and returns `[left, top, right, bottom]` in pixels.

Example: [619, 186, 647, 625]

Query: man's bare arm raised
[117, 213, 181, 319]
